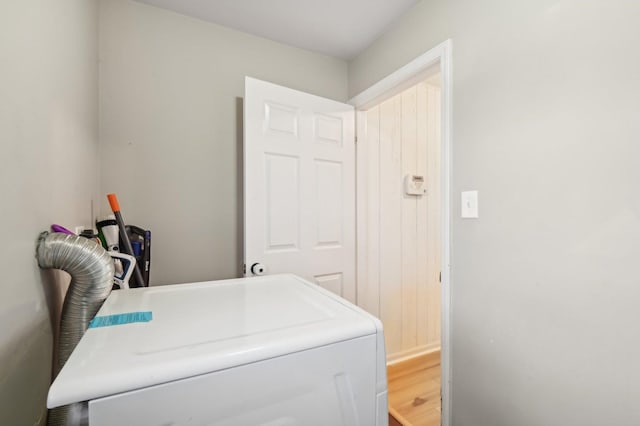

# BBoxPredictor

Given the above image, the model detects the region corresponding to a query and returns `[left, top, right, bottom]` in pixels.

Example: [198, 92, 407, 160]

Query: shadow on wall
[236, 97, 244, 278]
[0, 265, 70, 424]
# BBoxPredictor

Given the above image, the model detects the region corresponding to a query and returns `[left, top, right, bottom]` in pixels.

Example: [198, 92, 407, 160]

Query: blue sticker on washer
[89, 311, 152, 328]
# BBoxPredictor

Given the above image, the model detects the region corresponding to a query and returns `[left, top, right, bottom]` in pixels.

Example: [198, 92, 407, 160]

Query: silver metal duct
[37, 232, 114, 426]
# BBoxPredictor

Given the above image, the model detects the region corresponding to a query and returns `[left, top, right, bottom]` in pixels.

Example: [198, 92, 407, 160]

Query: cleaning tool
[96, 215, 119, 251]
[107, 193, 145, 288]
[110, 252, 136, 289]
[51, 224, 75, 235]
[123, 225, 151, 286]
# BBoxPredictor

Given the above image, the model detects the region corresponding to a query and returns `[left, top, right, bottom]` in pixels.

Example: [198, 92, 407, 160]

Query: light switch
[461, 191, 478, 218]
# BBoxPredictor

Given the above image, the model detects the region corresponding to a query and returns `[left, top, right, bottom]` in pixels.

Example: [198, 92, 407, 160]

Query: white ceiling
[133, 0, 419, 59]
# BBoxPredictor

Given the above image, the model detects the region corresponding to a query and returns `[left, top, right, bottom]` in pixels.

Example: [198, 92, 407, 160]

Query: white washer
[48, 274, 388, 426]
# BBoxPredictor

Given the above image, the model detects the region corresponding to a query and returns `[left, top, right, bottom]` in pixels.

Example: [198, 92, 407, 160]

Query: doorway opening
[350, 40, 451, 426]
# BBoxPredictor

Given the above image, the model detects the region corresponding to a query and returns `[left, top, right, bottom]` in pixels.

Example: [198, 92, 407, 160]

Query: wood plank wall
[359, 81, 441, 361]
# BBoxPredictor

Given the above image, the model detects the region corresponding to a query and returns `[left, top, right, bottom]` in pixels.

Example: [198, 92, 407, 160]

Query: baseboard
[386, 342, 440, 364]
[389, 406, 409, 426]
[387, 347, 441, 376]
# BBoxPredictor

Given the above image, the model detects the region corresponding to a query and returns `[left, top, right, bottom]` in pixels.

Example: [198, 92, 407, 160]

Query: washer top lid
[48, 274, 380, 408]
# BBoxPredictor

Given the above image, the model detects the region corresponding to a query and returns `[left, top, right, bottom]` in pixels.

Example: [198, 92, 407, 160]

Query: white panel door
[244, 77, 356, 302]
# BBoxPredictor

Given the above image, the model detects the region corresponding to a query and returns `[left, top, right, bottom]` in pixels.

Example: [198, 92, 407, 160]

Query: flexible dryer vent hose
[37, 232, 114, 426]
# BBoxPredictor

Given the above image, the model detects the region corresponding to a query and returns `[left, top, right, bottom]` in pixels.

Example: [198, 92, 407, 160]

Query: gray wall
[99, 0, 349, 285]
[0, 1, 99, 424]
[348, 0, 448, 98]
[350, 0, 640, 425]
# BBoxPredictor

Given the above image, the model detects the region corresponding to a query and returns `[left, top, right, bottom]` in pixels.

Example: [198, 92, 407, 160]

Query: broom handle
[107, 193, 146, 288]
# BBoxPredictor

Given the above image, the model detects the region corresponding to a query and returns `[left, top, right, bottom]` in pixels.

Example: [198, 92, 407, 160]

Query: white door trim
[349, 39, 453, 426]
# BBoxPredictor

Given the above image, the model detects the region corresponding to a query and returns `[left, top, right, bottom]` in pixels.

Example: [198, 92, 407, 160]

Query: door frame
[349, 39, 452, 426]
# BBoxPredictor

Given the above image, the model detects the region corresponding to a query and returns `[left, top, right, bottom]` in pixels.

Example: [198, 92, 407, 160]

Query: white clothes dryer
[48, 274, 388, 426]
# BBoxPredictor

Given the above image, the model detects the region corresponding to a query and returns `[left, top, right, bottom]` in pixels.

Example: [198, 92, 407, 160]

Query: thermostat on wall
[404, 174, 426, 196]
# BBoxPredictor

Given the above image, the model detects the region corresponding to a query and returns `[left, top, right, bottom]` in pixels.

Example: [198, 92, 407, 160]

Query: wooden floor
[387, 351, 441, 426]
